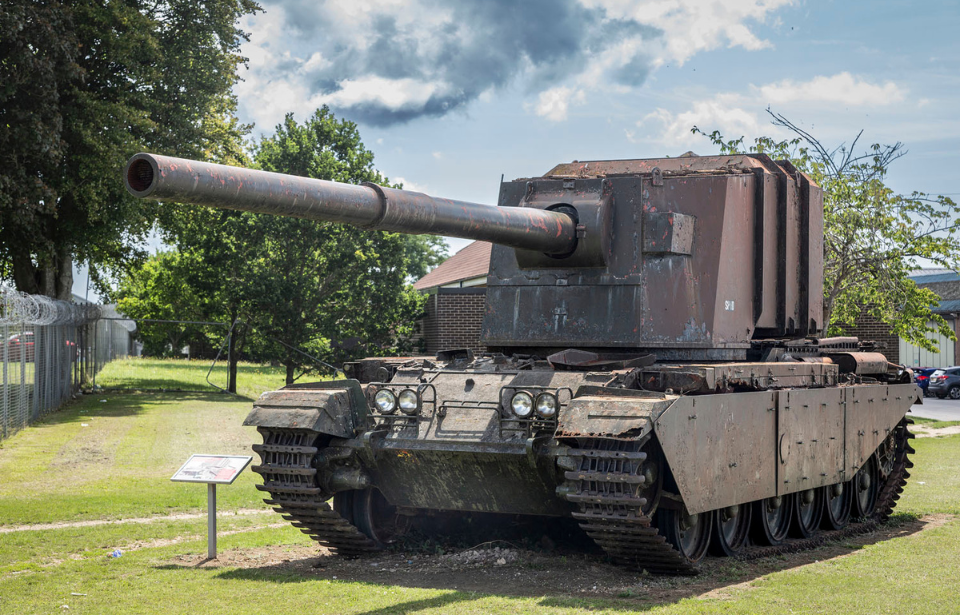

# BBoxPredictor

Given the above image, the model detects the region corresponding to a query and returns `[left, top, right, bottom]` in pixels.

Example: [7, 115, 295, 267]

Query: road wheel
[950, 386, 960, 400]
[334, 488, 406, 548]
[852, 456, 880, 519]
[656, 507, 712, 564]
[790, 488, 823, 538]
[752, 495, 793, 546]
[709, 503, 752, 556]
[822, 483, 852, 530]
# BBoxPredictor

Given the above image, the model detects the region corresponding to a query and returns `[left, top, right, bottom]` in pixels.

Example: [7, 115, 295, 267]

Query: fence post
[2, 323, 8, 439]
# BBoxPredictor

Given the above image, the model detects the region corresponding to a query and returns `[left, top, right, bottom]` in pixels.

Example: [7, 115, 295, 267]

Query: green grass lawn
[1, 363, 959, 614]
[93, 357, 291, 399]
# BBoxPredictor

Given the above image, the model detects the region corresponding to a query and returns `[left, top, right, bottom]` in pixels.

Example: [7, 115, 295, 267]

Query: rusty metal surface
[654, 391, 778, 515]
[845, 383, 920, 476]
[556, 391, 676, 440]
[542, 155, 771, 178]
[642, 212, 695, 255]
[776, 388, 845, 495]
[484, 159, 823, 357]
[639, 362, 838, 393]
[371, 449, 568, 514]
[826, 352, 890, 375]
[244, 389, 356, 437]
[124, 153, 577, 255]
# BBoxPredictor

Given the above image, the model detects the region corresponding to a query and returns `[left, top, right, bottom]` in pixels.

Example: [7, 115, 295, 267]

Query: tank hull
[246, 356, 919, 572]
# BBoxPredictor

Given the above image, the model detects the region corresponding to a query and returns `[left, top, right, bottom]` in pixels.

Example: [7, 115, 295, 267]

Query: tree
[0, 0, 260, 299]
[156, 107, 446, 386]
[115, 251, 218, 357]
[693, 111, 960, 351]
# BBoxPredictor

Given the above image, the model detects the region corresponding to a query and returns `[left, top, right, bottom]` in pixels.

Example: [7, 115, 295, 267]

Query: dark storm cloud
[266, 0, 663, 126]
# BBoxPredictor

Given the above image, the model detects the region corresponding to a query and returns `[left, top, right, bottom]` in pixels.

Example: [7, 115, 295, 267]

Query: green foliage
[693, 111, 960, 351]
[115, 252, 210, 356]
[0, 0, 260, 298]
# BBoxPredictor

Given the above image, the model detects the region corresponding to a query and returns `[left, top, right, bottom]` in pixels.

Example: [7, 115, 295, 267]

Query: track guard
[243, 379, 369, 438]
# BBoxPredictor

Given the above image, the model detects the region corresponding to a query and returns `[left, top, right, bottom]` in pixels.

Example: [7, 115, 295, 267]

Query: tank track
[560, 418, 915, 573]
[251, 419, 914, 570]
[250, 427, 377, 556]
[560, 437, 698, 574]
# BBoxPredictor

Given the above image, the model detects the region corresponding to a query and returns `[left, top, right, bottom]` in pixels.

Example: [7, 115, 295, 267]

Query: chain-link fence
[1, 286, 101, 440]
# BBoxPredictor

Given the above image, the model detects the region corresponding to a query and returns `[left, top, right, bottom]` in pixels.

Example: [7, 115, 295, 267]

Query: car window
[950, 369, 960, 376]
[932, 370, 945, 377]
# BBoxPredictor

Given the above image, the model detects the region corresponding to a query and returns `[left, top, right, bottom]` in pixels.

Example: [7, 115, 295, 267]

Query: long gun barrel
[124, 153, 578, 255]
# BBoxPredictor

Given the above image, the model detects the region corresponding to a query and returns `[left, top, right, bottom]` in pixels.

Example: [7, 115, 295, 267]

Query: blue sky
[74, 0, 960, 298]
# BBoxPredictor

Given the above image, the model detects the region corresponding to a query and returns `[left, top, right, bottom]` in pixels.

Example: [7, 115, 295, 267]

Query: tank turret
[126, 152, 824, 360]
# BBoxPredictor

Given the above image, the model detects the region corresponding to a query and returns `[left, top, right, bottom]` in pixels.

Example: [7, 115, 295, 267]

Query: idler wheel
[852, 456, 880, 519]
[334, 488, 406, 548]
[790, 488, 824, 538]
[656, 507, 713, 564]
[709, 503, 752, 557]
[752, 494, 793, 546]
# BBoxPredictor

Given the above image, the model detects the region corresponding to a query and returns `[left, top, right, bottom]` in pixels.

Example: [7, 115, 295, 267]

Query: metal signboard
[170, 454, 252, 559]
[171, 455, 251, 484]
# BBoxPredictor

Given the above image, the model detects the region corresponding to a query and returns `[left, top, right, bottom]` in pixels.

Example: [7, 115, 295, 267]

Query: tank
[125, 152, 920, 573]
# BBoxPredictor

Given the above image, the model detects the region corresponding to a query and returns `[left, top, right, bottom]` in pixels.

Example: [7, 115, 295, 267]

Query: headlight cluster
[374, 388, 421, 416]
[509, 391, 558, 419]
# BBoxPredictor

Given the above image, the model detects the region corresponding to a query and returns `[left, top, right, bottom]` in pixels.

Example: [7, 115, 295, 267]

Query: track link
[561, 438, 697, 574]
[251, 427, 377, 556]
[561, 418, 914, 573]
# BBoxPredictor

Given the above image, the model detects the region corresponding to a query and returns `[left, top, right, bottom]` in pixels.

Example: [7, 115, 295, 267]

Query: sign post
[171, 454, 252, 559]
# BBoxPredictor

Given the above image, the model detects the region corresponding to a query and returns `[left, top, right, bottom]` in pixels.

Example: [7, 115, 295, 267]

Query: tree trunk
[285, 362, 295, 386]
[10, 247, 73, 300]
[227, 316, 240, 394]
[55, 245, 73, 301]
[12, 252, 41, 296]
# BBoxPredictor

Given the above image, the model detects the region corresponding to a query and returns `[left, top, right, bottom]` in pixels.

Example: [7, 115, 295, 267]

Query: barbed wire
[0, 285, 101, 326]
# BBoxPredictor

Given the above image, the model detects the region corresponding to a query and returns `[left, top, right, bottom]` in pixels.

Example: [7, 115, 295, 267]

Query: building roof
[413, 241, 492, 290]
[910, 271, 960, 285]
[934, 299, 960, 314]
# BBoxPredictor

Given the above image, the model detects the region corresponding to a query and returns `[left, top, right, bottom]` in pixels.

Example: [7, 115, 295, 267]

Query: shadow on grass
[94, 358, 288, 400]
[26, 391, 246, 426]
[173, 515, 932, 613]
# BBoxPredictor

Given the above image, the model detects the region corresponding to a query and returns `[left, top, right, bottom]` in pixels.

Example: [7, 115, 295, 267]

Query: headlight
[511, 391, 534, 418]
[398, 389, 419, 415]
[374, 389, 397, 414]
[535, 392, 558, 418]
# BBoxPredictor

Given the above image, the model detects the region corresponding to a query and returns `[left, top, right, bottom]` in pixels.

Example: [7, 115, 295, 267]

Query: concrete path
[911, 397, 960, 422]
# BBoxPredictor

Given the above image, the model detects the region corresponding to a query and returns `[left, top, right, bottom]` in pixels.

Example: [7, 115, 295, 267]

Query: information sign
[171, 455, 251, 484]
[170, 454, 253, 559]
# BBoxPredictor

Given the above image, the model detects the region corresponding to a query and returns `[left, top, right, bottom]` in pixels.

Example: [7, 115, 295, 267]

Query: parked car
[928, 366, 960, 399]
[914, 367, 938, 396]
[3, 332, 77, 362]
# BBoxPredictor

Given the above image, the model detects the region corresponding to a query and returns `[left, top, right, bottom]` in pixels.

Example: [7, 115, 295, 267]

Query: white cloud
[531, 87, 587, 122]
[635, 73, 909, 146]
[583, 0, 793, 64]
[392, 177, 428, 193]
[318, 77, 447, 111]
[634, 96, 764, 146]
[236, 0, 797, 128]
[757, 72, 906, 106]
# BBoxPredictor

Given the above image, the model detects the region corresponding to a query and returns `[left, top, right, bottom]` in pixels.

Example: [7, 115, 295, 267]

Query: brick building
[414, 241, 490, 354]
[840, 270, 960, 368]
